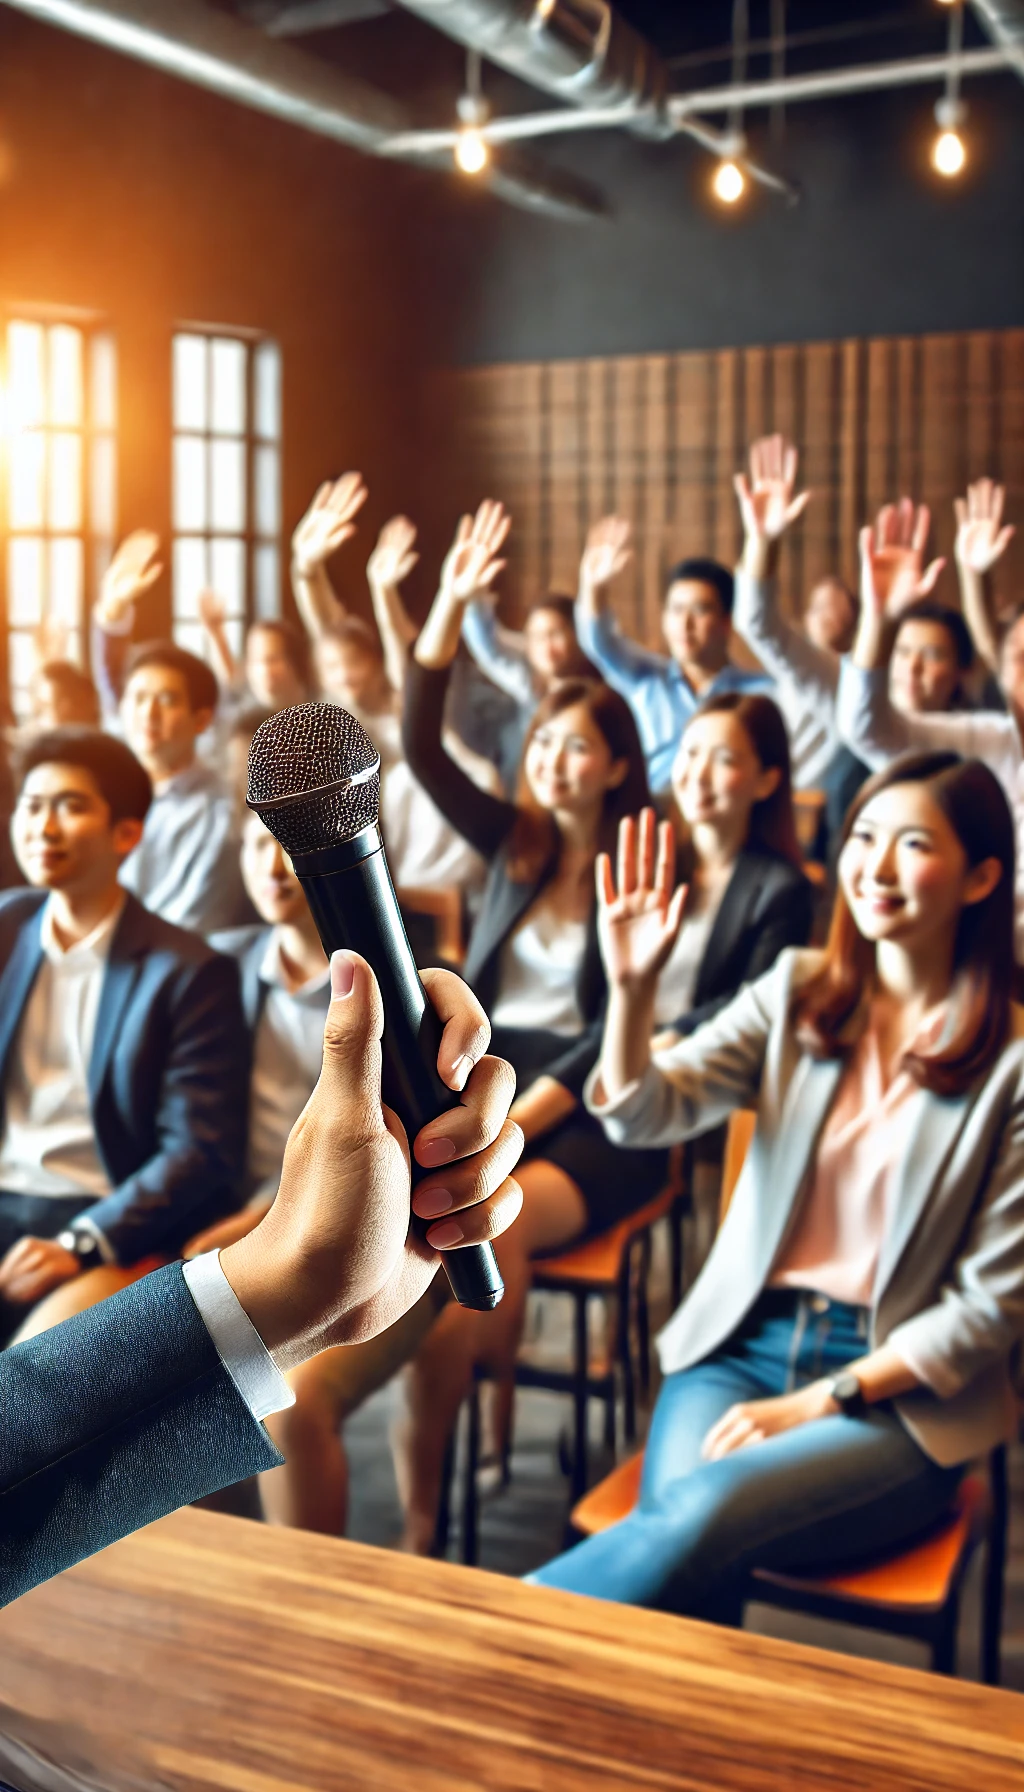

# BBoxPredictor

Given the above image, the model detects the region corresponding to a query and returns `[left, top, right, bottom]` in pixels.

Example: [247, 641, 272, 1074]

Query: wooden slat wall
[425, 329, 1024, 647]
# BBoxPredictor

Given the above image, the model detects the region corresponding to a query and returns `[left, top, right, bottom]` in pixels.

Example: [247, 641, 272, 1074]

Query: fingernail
[413, 1187, 453, 1220]
[450, 1053, 472, 1092]
[426, 1219, 464, 1249]
[418, 1136, 456, 1167]
[330, 952, 355, 999]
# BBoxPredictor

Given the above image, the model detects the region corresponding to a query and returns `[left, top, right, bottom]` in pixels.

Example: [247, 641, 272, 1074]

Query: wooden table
[1, 1507, 1023, 1791]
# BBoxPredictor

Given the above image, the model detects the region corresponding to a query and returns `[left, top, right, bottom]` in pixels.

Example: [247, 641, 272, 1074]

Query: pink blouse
[770, 1018, 938, 1309]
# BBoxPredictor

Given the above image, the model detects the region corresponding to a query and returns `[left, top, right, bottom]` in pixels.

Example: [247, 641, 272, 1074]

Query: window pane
[9, 633, 40, 715]
[8, 431, 45, 530]
[210, 536, 245, 614]
[9, 538, 45, 624]
[253, 543, 280, 620]
[253, 444, 280, 538]
[173, 334, 207, 431]
[49, 325, 82, 427]
[49, 537, 83, 625]
[224, 618, 245, 661]
[8, 322, 45, 429]
[90, 333, 117, 431]
[210, 337, 246, 436]
[253, 339, 281, 441]
[173, 537, 208, 621]
[173, 621, 207, 661]
[90, 434, 117, 537]
[210, 437, 245, 532]
[49, 432, 82, 531]
[174, 434, 207, 531]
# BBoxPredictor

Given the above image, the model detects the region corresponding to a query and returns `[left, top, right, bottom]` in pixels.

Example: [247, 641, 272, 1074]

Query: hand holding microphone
[246, 703, 510, 1312]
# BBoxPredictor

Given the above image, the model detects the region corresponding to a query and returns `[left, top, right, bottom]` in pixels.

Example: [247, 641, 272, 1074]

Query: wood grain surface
[1, 1508, 1023, 1791]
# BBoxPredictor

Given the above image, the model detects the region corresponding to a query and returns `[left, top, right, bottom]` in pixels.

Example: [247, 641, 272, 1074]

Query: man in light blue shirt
[574, 516, 772, 794]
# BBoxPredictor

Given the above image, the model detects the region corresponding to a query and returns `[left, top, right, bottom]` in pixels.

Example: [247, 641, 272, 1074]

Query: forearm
[414, 589, 464, 671]
[204, 621, 239, 689]
[370, 579, 416, 695]
[959, 564, 1001, 676]
[509, 1075, 577, 1144]
[851, 600, 891, 673]
[292, 561, 345, 642]
[827, 1342, 923, 1405]
[600, 982, 659, 1103]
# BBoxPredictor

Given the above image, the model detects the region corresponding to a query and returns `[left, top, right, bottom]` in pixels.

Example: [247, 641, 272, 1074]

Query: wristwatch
[56, 1227, 106, 1274]
[827, 1370, 866, 1417]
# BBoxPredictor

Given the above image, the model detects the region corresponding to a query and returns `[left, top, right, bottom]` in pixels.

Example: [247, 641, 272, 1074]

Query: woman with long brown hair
[530, 751, 1024, 1616]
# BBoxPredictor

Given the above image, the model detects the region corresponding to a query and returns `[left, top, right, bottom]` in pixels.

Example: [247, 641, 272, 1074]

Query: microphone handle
[295, 830, 504, 1312]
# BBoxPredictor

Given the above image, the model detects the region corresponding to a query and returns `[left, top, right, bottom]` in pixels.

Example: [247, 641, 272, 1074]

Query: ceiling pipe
[0, 0, 607, 219]
[968, 0, 1024, 85]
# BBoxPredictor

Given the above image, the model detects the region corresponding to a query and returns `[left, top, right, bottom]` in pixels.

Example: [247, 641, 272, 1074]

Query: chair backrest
[720, 1109, 757, 1221]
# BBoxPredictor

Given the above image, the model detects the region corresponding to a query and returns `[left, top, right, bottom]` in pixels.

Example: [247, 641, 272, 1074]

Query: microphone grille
[246, 702, 381, 856]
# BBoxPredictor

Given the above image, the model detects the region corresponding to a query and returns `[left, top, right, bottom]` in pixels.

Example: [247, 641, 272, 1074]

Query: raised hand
[954, 478, 1015, 577]
[734, 433, 811, 558]
[292, 473, 368, 579]
[597, 809, 687, 993]
[98, 530, 163, 626]
[439, 500, 510, 607]
[198, 588, 227, 631]
[579, 516, 632, 600]
[859, 499, 946, 622]
[367, 515, 419, 592]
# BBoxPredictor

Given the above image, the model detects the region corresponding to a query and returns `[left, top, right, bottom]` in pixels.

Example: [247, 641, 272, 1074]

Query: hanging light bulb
[932, 94, 967, 178]
[713, 159, 746, 204]
[455, 119, 489, 175]
[454, 54, 490, 177]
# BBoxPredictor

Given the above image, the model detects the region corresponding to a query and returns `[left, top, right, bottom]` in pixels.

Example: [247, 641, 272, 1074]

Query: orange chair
[567, 1110, 1010, 1682]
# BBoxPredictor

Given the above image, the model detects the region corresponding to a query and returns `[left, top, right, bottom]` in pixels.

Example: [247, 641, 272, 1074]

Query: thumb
[318, 951, 386, 1135]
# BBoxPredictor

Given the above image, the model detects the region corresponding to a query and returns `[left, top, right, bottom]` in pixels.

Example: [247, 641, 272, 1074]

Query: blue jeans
[528, 1289, 962, 1622]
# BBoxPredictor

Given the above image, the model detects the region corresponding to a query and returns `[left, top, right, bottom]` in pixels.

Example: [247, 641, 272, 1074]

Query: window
[2, 317, 117, 716]
[171, 331, 282, 662]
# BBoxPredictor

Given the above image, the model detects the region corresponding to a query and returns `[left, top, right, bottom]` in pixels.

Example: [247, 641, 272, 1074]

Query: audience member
[803, 575, 859, 656]
[199, 591, 312, 716]
[953, 477, 1016, 708]
[30, 661, 100, 730]
[461, 588, 596, 787]
[530, 753, 1024, 1617]
[574, 516, 771, 795]
[836, 498, 1024, 962]
[0, 728, 247, 1347]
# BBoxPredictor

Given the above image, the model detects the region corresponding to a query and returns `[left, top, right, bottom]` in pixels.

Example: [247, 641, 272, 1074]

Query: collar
[259, 929, 330, 998]
[40, 891, 126, 966]
[152, 760, 220, 800]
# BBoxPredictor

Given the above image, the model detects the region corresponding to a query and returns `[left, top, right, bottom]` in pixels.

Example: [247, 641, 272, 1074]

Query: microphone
[246, 702, 504, 1312]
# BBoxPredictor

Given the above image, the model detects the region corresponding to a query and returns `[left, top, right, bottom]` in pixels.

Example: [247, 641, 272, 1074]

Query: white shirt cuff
[182, 1250, 295, 1421]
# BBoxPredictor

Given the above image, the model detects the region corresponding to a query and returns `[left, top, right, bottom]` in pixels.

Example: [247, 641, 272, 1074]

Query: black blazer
[669, 848, 815, 1036]
[0, 1262, 280, 1607]
[0, 889, 249, 1263]
[404, 661, 604, 1097]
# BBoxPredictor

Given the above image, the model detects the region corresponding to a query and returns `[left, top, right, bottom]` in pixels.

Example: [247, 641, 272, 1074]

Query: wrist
[740, 537, 773, 581]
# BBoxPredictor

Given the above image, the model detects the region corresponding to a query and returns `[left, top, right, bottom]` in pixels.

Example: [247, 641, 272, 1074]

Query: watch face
[832, 1373, 861, 1404]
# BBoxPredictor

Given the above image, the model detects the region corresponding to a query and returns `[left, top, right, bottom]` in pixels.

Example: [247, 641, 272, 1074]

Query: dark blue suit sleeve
[0, 1264, 281, 1607]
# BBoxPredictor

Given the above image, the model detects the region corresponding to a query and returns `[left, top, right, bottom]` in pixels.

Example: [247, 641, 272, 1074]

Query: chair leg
[931, 1598, 959, 1677]
[618, 1245, 637, 1446]
[637, 1232, 652, 1402]
[570, 1291, 590, 1500]
[669, 1195, 683, 1310]
[982, 1444, 1008, 1686]
[460, 1378, 482, 1566]
[433, 1430, 455, 1559]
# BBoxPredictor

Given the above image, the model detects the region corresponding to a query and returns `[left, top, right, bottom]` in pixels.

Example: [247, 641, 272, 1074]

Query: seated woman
[529, 752, 1023, 1619]
[391, 511, 812, 1554]
[461, 586, 597, 790]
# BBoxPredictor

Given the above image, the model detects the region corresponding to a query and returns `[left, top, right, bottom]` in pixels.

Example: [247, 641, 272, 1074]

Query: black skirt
[491, 1024, 669, 1239]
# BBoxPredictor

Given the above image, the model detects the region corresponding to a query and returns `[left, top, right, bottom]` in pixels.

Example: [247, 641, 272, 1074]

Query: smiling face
[524, 606, 578, 684]
[672, 708, 779, 839]
[121, 664, 208, 781]
[662, 579, 731, 674]
[12, 762, 142, 897]
[315, 636, 388, 715]
[804, 577, 857, 655]
[240, 810, 308, 927]
[890, 618, 961, 714]
[838, 780, 1000, 953]
[523, 699, 626, 818]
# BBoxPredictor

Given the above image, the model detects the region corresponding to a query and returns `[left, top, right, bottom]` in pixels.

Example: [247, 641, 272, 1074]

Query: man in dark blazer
[0, 950, 521, 1607]
[0, 727, 247, 1345]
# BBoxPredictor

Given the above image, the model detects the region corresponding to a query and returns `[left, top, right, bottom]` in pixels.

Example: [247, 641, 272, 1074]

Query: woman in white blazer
[529, 750, 1024, 1619]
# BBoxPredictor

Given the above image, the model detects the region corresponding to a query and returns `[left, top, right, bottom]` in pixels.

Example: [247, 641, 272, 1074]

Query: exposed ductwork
[390, 0, 672, 139]
[969, 0, 1024, 85]
[1, 0, 607, 219]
